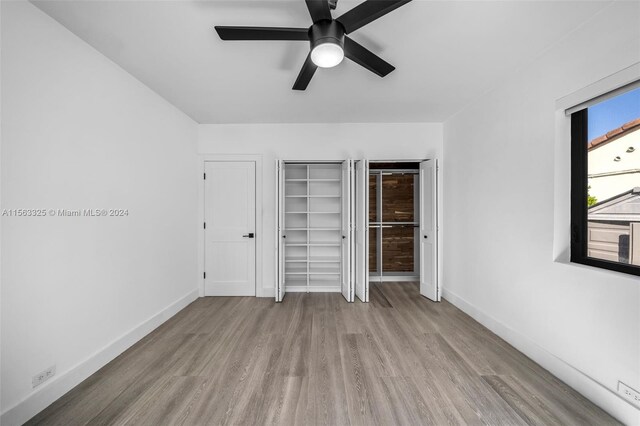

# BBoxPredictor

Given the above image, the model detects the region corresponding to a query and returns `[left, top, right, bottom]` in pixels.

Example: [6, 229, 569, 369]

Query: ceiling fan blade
[292, 53, 318, 90]
[215, 26, 309, 41]
[344, 36, 395, 77]
[336, 0, 411, 34]
[305, 0, 332, 23]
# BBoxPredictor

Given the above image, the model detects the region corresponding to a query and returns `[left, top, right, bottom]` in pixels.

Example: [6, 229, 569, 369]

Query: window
[571, 86, 640, 276]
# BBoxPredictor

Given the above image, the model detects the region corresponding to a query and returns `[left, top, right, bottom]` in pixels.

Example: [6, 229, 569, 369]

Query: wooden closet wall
[369, 164, 419, 276]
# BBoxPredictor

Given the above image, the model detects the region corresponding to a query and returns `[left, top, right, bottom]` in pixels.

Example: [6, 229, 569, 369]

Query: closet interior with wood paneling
[369, 162, 420, 282]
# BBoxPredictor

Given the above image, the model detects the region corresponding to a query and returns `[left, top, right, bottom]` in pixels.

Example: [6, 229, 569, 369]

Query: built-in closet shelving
[284, 163, 342, 292]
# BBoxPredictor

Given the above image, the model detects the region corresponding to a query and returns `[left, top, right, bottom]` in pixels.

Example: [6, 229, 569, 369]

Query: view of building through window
[586, 87, 640, 265]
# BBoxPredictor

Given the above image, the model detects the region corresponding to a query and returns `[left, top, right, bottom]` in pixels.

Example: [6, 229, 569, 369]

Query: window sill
[554, 254, 640, 280]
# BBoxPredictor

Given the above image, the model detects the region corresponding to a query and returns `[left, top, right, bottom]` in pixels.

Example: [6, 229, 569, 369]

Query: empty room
[1, 0, 639, 425]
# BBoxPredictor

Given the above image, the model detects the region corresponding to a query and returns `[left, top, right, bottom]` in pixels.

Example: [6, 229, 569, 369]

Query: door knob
[243, 233, 255, 238]
[424, 235, 428, 239]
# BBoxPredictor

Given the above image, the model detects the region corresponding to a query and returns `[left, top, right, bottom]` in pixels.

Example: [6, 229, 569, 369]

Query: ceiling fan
[214, 0, 412, 90]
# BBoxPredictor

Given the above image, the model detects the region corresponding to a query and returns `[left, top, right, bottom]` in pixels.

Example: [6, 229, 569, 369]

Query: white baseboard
[203, 288, 256, 296]
[1, 289, 199, 426]
[442, 288, 640, 426]
[258, 286, 275, 298]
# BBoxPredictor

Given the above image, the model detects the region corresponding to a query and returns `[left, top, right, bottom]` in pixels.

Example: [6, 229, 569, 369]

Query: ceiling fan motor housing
[309, 20, 345, 51]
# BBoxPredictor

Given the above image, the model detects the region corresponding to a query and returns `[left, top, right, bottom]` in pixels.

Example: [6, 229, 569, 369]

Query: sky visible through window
[588, 87, 640, 141]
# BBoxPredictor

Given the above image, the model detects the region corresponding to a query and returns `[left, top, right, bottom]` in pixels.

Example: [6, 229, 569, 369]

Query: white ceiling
[32, 0, 612, 124]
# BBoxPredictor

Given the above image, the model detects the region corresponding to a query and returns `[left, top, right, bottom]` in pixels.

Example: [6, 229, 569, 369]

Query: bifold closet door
[419, 159, 440, 301]
[275, 160, 286, 302]
[341, 160, 354, 302]
[355, 160, 369, 302]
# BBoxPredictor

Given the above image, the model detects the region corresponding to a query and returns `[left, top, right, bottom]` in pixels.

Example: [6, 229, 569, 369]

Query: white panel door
[419, 159, 440, 301]
[355, 160, 369, 302]
[275, 160, 286, 302]
[204, 161, 256, 296]
[341, 160, 353, 302]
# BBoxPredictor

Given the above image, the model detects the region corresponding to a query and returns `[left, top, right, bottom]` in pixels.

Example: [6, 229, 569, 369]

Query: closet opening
[354, 159, 439, 303]
[276, 160, 354, 303]
[277, 158, 439, 304]
[369, 162, 420, 282]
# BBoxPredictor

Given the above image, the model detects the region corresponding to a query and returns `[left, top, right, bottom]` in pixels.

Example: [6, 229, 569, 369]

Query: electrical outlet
[32, 365, 56, 388]
[618, 381, 640, 407]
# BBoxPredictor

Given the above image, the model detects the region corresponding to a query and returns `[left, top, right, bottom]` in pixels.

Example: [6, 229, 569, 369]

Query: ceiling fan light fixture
[311, 42, 344, 68]
[214, 0, 413, 90]
[309, 20, 345, 68]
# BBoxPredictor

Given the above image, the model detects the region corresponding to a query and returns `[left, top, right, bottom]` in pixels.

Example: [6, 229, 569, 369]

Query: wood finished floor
[28, 282, 619, 426]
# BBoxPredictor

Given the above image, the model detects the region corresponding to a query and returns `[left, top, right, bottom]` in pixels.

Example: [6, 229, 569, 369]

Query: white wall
[443, 2, 640, 424]
[1, 2, 199, 424]
[198, 123, 443, 297]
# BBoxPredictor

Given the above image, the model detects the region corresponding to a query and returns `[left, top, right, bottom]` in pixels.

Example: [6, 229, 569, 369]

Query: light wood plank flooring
[28, 282, 619, 425]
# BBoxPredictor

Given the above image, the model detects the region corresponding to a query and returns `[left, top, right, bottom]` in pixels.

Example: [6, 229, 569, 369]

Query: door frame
[198, 155, 263, 297]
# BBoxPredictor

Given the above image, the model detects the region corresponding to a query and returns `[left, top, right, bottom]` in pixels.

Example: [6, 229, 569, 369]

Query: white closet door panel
[350, 161, 356, 300]
[355, 160, 369, 302]
[205, 161, 255, 296]
[419, 159, 440, 302]
[341, 160, 353, 302]
[276, 160, 286, 302]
